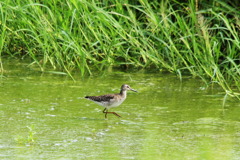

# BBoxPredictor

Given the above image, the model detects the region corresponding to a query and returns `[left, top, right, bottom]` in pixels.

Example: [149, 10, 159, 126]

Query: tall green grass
[0, 0, 239, 99]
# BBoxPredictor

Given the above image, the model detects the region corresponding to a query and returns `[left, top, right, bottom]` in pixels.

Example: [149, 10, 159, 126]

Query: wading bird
[85, 84, 137, 118]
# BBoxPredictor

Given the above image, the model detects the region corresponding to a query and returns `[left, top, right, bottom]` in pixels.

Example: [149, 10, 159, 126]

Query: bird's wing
[85, 94, 115, 102]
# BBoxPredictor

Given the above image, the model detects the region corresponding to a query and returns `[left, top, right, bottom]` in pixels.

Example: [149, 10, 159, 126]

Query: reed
[0, 0, 239, 98]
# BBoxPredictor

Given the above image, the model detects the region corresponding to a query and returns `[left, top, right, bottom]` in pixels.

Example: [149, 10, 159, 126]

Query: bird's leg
[102, 108, 121, 118]
[103, 108, 108, 118]
[111, 112, 122, 118]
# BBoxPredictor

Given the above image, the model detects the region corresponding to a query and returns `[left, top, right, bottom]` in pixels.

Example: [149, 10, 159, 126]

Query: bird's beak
[130, 88, 138, 92]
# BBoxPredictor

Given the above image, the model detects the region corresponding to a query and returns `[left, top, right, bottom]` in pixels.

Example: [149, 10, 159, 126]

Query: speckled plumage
[85, 84, 137, 118]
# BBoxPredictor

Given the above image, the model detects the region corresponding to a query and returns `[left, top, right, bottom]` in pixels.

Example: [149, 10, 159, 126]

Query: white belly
[94, 97, 126, 109]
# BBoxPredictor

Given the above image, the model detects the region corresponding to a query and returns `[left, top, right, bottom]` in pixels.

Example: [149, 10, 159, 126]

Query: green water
[1, 62, 240, 160]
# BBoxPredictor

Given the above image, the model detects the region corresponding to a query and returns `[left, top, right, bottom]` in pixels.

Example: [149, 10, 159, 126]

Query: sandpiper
[85, 84, 137, 118]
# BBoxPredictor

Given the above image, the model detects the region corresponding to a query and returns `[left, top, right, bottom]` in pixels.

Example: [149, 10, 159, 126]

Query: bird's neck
[120, 90, 127, 98]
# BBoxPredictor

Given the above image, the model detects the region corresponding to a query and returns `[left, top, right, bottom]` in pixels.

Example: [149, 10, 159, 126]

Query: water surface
[1, 62, 240, 159]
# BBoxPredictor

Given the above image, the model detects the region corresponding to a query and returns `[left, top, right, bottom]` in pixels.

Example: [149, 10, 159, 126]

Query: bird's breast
[107, 96, 126, 108]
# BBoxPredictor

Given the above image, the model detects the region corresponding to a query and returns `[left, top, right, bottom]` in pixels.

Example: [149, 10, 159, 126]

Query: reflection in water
[0, 63, 240, 159]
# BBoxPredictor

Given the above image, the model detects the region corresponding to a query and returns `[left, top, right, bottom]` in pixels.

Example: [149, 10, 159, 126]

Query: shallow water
[1, 62, 240, 159]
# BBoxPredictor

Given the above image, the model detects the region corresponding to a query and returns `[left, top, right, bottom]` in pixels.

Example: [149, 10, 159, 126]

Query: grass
[0, 0, 239, 99]
[14, 124, 37, 145]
